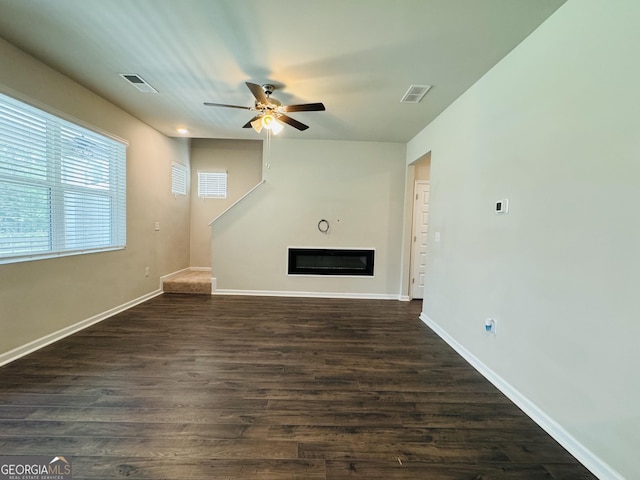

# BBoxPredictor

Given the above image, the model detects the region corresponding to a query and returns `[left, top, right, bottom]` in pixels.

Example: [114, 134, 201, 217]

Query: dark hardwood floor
[0, 294, 596, 479]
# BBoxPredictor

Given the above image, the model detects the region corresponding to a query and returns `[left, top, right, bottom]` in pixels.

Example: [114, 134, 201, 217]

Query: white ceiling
[0, 0, 566, 143]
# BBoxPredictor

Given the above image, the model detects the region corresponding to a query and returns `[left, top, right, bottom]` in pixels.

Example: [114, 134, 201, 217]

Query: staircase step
[163, 270, 211, 295]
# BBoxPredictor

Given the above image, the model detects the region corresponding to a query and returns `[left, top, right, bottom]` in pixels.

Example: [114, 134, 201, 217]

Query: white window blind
[0, 92, 127, 263]
[171, 162, 187, 195]
[198, 171, 227, 198]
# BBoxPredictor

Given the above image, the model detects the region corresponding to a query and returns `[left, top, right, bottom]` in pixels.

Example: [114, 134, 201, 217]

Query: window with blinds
[0, 92, 127, 264]
[198, 171, 227, 198]
[171, 162, 187, 196]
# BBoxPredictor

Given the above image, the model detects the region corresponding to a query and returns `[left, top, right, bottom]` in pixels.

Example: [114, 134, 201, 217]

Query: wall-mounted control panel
[495, 198, 509, 214]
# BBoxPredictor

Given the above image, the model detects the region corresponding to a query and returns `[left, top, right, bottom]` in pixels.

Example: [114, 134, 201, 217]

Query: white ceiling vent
[400, 84, 432, 103]
[119, 73, 158, 93]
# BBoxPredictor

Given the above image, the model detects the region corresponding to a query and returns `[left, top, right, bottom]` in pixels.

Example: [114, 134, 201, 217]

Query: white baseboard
[189, 266, 212, 272]
[159, 267, 191, 288]
[420, 313, 622, 480]
[214, 288, 400, 301]
[0, 289, 163, 368]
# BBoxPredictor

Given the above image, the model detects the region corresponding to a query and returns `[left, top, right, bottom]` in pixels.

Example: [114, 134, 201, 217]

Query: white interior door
[410, 181, 430, 299]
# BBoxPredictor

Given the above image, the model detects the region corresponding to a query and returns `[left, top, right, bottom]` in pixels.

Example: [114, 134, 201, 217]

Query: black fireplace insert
[288, 248, 375, 276]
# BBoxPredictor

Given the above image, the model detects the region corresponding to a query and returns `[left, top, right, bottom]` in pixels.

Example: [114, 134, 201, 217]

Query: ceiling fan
[204, 82, 325, 134]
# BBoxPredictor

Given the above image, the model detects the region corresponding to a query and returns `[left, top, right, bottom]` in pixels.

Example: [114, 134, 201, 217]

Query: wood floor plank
[299, 440, 512, 463]
[72, 457, 326, 479]
[0, 437, 298, 459]
[325, 460, 555, 480]
[267, 425, 555, 445]
[0, 294, 596, 479]
[0, 420, 268, 439]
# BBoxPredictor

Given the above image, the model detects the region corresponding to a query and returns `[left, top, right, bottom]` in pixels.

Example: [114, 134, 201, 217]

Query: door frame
[410, 180, 430, 299]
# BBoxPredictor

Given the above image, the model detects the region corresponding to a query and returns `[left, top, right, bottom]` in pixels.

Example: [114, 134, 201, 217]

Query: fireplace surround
[287, 248, 375, 276]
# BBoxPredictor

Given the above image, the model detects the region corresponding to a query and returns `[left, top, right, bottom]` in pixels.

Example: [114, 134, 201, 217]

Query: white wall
[211, 139, 406, 298]
[0, 37, 191, 358]
[189, 139, 263, 267]
[407, 1, 640, 478]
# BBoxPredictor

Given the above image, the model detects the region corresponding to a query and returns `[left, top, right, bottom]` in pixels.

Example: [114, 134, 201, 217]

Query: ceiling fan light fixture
[250, 118, 264, 133]
[262, 114, 283, 134]
[262, 114, 275, 128]
[271, 119, 284, 135]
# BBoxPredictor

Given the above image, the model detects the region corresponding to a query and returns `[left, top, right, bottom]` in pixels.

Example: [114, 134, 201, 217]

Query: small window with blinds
[171, 162, 187, 196]
[0, 92, 127, 264]
[198, 171, 227, 199]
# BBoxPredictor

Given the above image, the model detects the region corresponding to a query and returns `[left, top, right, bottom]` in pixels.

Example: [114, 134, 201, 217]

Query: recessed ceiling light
[177, 128, 189, 135]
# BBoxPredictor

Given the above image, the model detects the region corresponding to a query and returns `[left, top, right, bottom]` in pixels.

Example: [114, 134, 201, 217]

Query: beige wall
[189, 139, 263, 267]
[0, 37, 191, 357]
[407, 1, 640, 478]
[211, 139, 406, 297]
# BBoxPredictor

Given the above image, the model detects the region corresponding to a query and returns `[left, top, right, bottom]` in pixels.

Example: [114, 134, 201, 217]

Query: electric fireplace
[287, 248, 375, 276]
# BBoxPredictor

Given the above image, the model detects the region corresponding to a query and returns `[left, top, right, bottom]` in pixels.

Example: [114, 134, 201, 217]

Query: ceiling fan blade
[246, 82, 268, 104]
[242, 115, 262, 128]
[204, 102, 252, 110]
[278, 114, 309, 131]
[282, 102, 326, 112]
